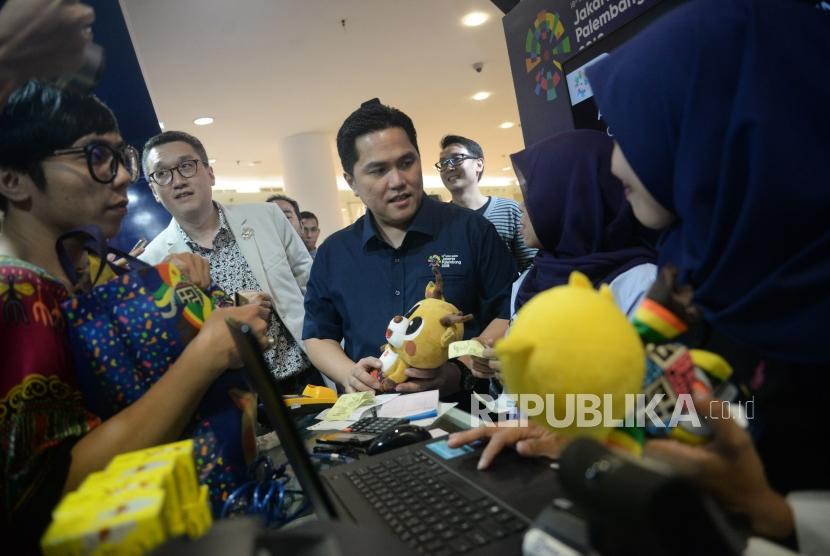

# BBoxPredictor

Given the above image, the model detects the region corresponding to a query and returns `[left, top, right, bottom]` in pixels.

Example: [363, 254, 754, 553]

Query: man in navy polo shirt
[303, 99, 515, 397]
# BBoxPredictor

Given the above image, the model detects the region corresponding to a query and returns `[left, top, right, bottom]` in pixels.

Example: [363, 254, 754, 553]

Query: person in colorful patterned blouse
[0, 81, 267, 549]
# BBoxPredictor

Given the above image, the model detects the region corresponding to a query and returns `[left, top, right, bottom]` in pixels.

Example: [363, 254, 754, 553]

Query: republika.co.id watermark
[470, 393, 754, 429]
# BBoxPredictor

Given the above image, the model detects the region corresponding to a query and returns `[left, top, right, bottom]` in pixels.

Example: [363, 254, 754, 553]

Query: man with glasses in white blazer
[140, 131, 322, 391]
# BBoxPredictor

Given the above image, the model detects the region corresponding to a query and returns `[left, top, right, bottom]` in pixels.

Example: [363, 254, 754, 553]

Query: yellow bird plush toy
[496, 269, 734, 453]
[496, 272, 645, 441]
[376, 264, 471, 392]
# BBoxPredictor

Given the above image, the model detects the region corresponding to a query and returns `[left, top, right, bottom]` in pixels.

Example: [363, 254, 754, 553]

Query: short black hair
[0, 81, 119, 212]
[142, 130, 209, 178]
[440, 134, 484, 181]
[440, 135, 484, 159]
[266, 194, 300, 220]
[336, 98, 419, 175]
[299, 210, 317, 223]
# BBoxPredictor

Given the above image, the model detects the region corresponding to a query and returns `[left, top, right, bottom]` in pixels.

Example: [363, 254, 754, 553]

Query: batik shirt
[176, 205, 309, 380]
[0, 256, 100, 549]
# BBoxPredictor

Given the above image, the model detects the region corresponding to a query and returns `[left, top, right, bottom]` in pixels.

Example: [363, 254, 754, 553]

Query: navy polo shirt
[302, 196, 515, 363]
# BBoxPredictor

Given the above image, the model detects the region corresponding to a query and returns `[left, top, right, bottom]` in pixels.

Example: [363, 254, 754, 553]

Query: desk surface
[255, 406, 478, 523]
[153, 408, 555, 555]
[262, 406, 475, 460]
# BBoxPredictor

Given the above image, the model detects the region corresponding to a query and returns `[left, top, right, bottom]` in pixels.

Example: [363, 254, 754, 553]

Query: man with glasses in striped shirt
[437, 135, 536, 274]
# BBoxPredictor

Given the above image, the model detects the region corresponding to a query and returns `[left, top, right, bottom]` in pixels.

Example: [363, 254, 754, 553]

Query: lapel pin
[241, 227, 255, 240]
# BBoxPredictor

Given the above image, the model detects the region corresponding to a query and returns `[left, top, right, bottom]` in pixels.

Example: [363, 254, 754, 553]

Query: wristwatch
[451, 359, 476, 392]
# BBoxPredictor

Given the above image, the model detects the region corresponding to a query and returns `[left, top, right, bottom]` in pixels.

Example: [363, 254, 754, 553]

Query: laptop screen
[226, 319, 339, 522]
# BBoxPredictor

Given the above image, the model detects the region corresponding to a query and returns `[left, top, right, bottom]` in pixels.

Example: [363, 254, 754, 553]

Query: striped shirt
[477, 197, 537, 273]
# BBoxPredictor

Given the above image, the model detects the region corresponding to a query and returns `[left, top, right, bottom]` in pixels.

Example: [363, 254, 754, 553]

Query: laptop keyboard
[344, 448, 527, 554]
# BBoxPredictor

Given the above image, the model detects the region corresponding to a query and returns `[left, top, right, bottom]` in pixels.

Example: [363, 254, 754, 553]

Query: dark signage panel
[502, 0, 670, 145]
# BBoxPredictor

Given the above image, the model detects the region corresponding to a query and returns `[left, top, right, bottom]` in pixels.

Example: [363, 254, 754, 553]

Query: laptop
[228, 320, 562, 556]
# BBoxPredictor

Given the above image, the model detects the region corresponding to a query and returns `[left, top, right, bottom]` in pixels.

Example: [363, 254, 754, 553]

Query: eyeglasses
[434, 154, 478, 172]
[52, 142, 140, 184]
[147, 159, 204, 187]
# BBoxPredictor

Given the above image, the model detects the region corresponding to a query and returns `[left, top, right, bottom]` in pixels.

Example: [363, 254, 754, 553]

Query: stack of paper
[308, 393, 400, 431]
[324, 391, 376, 421]
[307, 390, 454, 431]
[377, 390, 439, 420]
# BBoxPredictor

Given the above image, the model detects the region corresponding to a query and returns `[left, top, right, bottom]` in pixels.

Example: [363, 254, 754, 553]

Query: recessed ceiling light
[247, 160, 261, 167]
[158, 121, 165, 130]
[208, 159, 216, 164]
[472, 91, 491, 101]
[193, 116, 214, 126]
[499, 121, 515, 129]
[462, 12, 489, 27]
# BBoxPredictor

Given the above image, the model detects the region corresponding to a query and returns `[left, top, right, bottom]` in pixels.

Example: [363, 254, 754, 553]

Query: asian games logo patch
[525, 10, 572, 102]
[428, 254, 462, 269]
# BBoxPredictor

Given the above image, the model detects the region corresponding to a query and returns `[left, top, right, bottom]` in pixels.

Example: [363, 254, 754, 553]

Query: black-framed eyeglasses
[52, 142, 140, 184]
[434, 154, 478, 172]
[148, 159, 204, 187]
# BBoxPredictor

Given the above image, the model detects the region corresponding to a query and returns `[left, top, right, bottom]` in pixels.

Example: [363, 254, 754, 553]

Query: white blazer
[140, 202, 312, 353]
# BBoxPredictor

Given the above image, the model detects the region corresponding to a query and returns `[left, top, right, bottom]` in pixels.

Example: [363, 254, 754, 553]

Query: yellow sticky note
[325, 391, 375, 421]
[448, 340, 486, 359]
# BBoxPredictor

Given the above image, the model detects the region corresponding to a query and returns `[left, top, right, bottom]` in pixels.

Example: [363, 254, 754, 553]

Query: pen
[405, 409, 438, 421]
[311, 453, 354, 464]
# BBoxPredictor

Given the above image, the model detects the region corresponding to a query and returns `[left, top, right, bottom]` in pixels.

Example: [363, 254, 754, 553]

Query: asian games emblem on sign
[525, 10, 572, 102]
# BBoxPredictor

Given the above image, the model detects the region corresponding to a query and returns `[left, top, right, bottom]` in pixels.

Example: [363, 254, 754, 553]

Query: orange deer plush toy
[375, 264, 471, 392]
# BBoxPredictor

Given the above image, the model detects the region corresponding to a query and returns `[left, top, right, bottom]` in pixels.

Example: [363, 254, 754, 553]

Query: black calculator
[342, 416, 408, 434]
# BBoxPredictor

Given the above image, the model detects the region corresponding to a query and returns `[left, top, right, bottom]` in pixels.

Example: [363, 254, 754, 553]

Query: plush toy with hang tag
[374, 263, 472, 392]
[495, 268, 733, 454]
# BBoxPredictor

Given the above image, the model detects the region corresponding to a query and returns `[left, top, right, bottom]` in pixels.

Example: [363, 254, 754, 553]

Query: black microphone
[557, 438, 747, 556]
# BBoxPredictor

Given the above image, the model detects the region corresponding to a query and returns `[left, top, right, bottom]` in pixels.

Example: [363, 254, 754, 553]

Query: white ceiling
[120, 0, 524, 191]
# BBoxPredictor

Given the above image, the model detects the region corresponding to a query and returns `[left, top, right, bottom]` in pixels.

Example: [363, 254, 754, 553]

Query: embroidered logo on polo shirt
[427, 254, 462, 269]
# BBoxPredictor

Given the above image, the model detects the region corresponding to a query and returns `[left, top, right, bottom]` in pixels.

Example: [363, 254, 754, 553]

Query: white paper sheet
[314, 393, 400, 422]
[377, 390, 439, 419]
[306, 419, 354, 431]
[310, 393, 402, 430]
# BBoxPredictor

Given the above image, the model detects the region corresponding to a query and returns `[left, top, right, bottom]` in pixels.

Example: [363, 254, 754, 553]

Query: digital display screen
[565, 53, 611, 133]
[562, 0, 683, 134]
[566, 52, 609, 107]
[426, 440, 475, 460]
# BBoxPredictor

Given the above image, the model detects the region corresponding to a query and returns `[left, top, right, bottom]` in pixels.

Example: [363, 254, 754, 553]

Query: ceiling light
[193, 116, 214, 126]
[208, 159, 216, 164]
[472, 91, 491, 101]
[462, 12, 489, 27]
[248, 160, 261, 167]
[499, 121, 515, 129]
